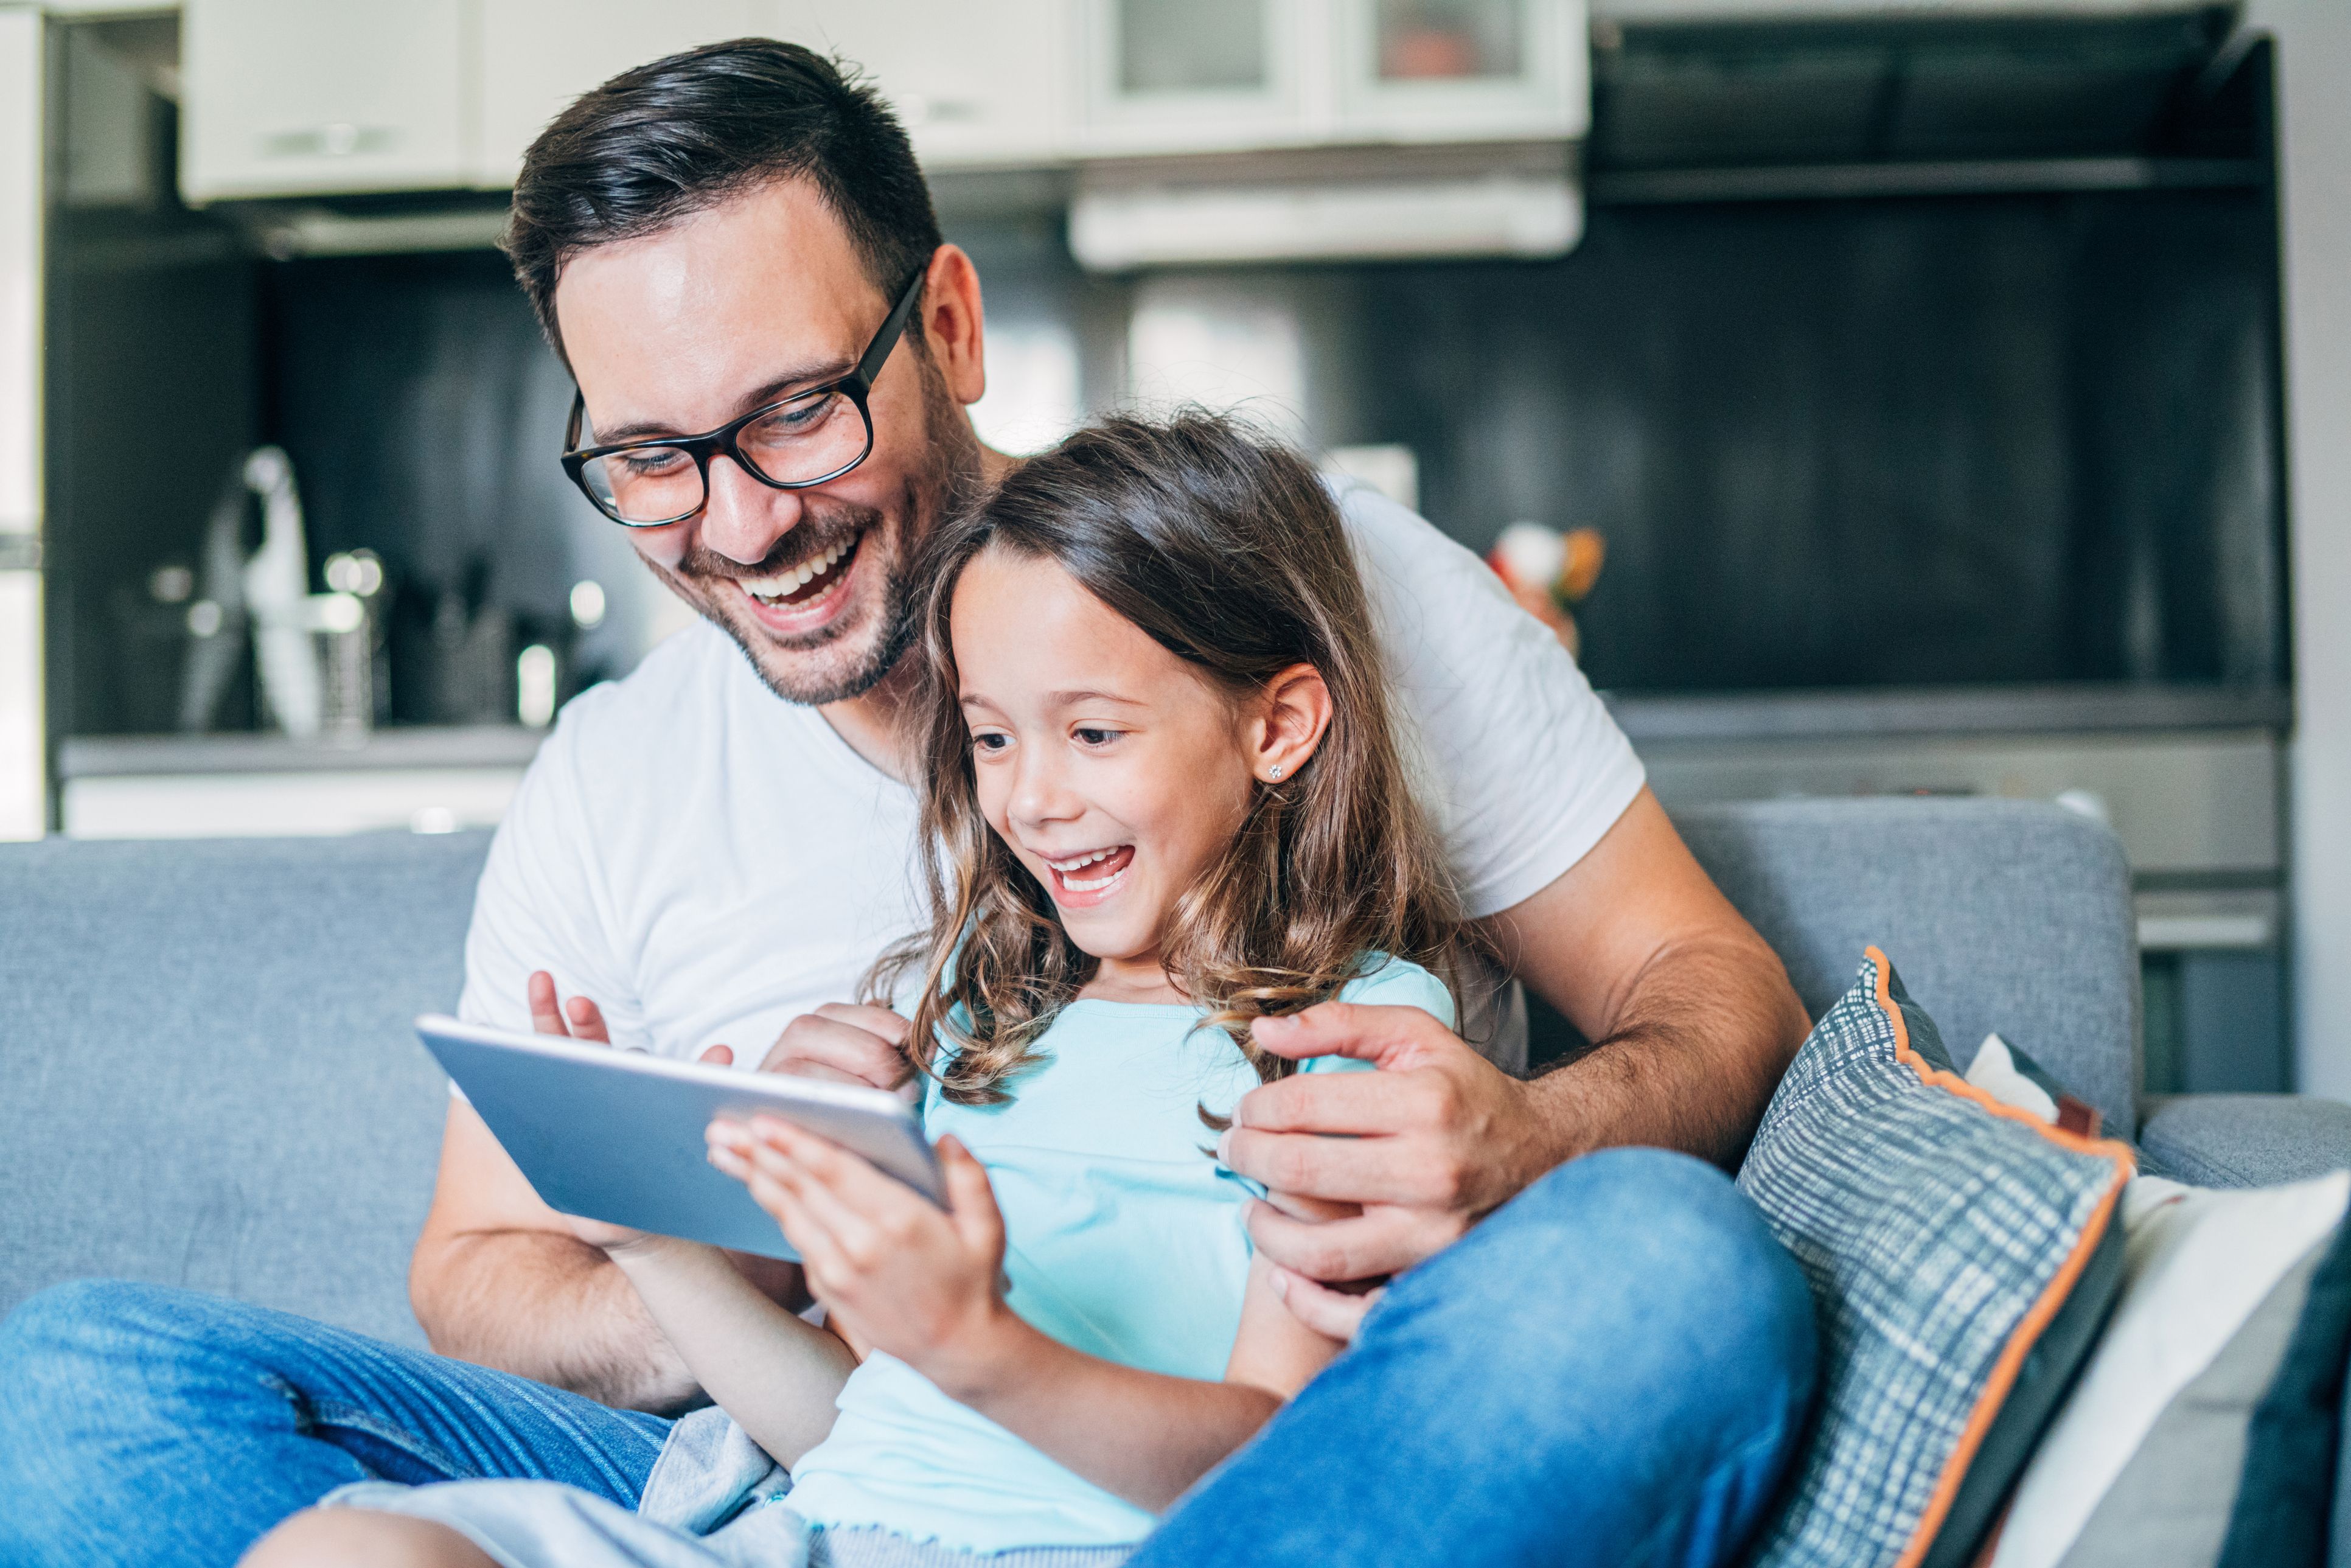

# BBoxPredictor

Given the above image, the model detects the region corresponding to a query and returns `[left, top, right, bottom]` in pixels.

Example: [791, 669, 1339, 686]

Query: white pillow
[1987, 1169, 2351, 1568]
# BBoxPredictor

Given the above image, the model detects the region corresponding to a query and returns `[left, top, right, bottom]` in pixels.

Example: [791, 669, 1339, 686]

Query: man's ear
[920, 244, 987, 409]
[1252, 664, 1334, 784]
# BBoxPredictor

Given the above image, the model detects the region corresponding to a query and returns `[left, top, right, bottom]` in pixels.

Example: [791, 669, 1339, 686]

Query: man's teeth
[743, 538, 853, 604]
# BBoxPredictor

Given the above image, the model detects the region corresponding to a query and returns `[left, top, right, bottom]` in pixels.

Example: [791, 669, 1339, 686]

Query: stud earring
[1268, 764, 1285, 781]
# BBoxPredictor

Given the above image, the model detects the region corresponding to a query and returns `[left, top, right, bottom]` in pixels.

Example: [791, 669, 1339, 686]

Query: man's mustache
[669, 505, 880, 582]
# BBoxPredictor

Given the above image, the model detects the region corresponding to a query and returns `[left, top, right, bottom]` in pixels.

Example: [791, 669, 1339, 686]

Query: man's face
[554, 180, 980, 706]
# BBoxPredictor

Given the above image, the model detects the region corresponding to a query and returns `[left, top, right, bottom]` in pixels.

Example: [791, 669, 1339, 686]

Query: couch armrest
[2136, 1095, 2351, 1190]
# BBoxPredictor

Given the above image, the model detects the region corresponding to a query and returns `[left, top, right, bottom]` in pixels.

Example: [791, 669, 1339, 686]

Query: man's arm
[1486, 785, 1808, 1168]
[409, 1098, 709, 1412]
[1224, 787, 1807, 1323]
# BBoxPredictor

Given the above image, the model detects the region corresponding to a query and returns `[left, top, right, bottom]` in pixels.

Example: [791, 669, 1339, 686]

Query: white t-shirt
[456, 483, 1645, 1074]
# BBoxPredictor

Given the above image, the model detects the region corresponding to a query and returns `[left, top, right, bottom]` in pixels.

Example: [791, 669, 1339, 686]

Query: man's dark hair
[503, 38, 941, 358]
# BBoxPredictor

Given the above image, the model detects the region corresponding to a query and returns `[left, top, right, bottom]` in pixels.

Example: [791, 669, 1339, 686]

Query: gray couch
[4, 800, 2349, 1530]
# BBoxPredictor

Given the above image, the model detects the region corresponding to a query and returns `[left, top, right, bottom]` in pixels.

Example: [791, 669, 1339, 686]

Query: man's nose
[697, 454, 804, 565]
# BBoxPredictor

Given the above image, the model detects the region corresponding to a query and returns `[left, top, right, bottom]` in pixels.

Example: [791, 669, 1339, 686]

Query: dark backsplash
[47, 182, 2286, 735]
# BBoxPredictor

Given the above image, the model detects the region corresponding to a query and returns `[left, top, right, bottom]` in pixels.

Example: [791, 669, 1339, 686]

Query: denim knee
[1384, 1146, 1818, 1467]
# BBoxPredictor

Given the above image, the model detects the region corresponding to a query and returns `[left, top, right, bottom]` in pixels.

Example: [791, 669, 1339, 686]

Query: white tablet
[417, 1014, 943, 1262]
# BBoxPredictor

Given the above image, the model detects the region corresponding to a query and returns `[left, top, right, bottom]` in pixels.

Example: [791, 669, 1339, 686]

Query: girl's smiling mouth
[1042, 845, 1135, 905]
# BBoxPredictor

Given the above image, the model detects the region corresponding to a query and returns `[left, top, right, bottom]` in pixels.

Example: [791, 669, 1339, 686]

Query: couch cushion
[1738, 948, 2136, 1568]
[0, 831, 492, 1348]
[1986, 1173, 2351, 1568]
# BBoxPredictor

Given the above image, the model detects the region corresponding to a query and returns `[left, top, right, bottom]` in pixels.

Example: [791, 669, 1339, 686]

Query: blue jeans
[0, 1149, 1813, 1568]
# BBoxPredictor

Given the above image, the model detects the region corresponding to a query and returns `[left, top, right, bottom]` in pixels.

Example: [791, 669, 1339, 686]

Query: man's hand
[759, 1003, 918, 1101]
[525, 970, 736, 1254]
[1221, 1002, 1564, 1334]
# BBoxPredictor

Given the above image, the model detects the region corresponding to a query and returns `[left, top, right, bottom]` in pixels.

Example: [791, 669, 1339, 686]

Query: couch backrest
[0, 830, 492, 1347]
[1673, 798, 2140, 1135]
[0, 797, 2139, 1346]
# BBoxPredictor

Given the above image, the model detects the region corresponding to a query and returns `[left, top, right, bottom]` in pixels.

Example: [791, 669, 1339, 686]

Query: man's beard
[647, 355, 985, 708]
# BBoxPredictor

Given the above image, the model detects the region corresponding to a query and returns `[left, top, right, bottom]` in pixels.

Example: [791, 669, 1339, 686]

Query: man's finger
[1270, 1267, 1382, 1343]
[1248, 1001, 1452, 1070]
[526, 972, 570, 1037]
[1220, 1126, 1449, 1207]
[1246, 1200, 1449, 1281]
[1230, 1068, 1415, 1135]
[565, 995, 613, 1044]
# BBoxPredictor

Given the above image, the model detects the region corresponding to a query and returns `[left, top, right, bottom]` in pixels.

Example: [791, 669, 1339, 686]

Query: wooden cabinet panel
[181, 0, 473, 201]
[782, 0, 1072, 170]
[475, 0, 776, 188]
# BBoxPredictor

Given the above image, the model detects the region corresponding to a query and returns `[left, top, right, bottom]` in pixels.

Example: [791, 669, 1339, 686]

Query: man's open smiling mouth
[719, 528, 869, 634]
[740, 531, 863, 608]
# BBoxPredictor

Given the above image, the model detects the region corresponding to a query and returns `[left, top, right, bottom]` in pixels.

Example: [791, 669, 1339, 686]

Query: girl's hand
[708, 1121, 1013, 1386]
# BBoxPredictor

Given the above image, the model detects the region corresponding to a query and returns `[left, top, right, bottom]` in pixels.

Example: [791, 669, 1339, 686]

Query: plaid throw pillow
[1738, 948, 2136, 1568]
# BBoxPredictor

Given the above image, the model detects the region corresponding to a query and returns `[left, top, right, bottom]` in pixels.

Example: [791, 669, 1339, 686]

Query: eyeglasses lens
[579, 388, 872, 524]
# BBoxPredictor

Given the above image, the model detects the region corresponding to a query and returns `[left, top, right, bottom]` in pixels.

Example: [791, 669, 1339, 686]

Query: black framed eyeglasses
[560, 262, 929, 528]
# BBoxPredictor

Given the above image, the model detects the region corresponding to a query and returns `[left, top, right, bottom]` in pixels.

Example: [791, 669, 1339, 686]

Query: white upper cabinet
[1078, 0, 1315, 155]
[181, 0, 474, 202]
[1079, 0, 1586, 152]
[475, 0, 776, 189]
[178, 0, 1589, 204]
[1338, 0, 1586, 142]
[781, 0, 1072, 170]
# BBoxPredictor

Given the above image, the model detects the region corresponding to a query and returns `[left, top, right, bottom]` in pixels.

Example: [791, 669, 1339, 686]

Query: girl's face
[950, 548, 1266, 995]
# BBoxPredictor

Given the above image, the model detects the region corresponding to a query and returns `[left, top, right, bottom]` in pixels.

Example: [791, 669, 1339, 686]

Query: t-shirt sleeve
[455, 695, 650, 1053]
[1300, 956, 1460, 1077]
[1337, 483, 1646, 920]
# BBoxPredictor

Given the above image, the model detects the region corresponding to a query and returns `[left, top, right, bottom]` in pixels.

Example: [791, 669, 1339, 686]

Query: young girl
[266, 413, 1468, 1567]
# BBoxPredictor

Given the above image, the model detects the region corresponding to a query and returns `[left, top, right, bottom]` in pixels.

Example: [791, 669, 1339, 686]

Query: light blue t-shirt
[781, 956, 1456, 1552]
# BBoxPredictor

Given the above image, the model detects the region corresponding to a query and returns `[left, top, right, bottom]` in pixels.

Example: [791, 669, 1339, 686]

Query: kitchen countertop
[1604, 684, 2292, 744]
[58, 685, 2293, 778]
[58, 725, 549, 778]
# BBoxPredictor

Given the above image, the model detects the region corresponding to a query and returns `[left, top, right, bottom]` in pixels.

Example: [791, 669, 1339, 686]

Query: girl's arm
[601, 1235, 860, 1466]
[710, 1118, 1346, 1511]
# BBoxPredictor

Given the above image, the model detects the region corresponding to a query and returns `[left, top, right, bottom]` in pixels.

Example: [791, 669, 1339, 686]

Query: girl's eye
[1073, 727, 1121, 747]
[971, 731, 1011, 754]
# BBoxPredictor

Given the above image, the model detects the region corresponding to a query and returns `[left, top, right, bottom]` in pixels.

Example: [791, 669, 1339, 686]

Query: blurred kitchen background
[1, 0, 2346, 1098]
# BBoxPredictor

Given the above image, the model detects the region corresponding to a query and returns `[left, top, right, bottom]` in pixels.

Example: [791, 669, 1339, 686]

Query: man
[0, 40, 1817, 1568]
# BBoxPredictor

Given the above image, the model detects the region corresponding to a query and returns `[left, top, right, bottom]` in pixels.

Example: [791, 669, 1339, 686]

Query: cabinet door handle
[257, 124, 401, 159]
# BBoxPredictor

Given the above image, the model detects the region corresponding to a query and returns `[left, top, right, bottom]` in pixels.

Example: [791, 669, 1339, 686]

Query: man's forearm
[1524, 928, 1807, 1171]
[413, 1230, 708, 1413]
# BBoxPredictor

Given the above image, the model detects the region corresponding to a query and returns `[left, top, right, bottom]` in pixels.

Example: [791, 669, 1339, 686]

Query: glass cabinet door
[1119, 0, 1272, 96]
[1082, 0, 1304, 153]
[1339, 0, 1584, 141]
[1373, 0, 1524, 83]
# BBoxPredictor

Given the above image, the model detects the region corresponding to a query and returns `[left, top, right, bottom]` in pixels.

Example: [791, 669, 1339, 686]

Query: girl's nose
[1008, 751, 1084, 832]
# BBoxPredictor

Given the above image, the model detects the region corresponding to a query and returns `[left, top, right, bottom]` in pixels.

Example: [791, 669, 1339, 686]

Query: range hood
[1069, 144, 1580, 271]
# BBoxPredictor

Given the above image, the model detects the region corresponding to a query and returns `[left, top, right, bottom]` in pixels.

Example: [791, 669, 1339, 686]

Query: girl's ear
[1252, 664, 1334, 784]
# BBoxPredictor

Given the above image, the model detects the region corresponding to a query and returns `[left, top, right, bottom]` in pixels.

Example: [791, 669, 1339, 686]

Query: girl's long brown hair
[869, 413, 1466, 1106]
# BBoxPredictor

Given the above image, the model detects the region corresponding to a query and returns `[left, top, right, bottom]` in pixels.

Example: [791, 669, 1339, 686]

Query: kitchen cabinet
[181, 0, 474, 201]
[780, 0, 1072, 170]
[475, 0, 776, 189]
[1339, 0, 1587, 142]
[1077, 0, 1586, 154]
[1, 7, 41, 841]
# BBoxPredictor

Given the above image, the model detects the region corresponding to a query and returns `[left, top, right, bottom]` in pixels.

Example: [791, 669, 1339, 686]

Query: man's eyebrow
[590, 357, 856, 444]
